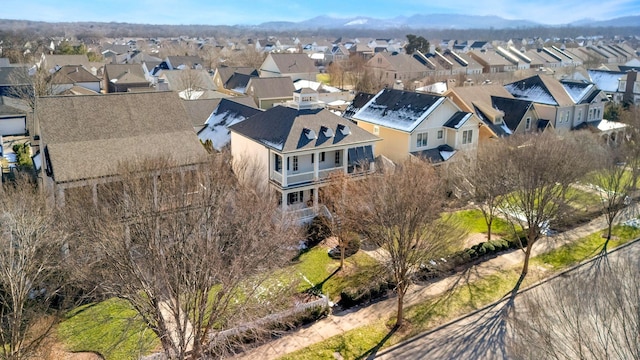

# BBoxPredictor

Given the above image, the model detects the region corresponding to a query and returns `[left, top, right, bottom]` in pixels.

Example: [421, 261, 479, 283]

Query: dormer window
[303, 128, 317, 140]
[321, 126, 334, 138]
[338, 124, 351, 136]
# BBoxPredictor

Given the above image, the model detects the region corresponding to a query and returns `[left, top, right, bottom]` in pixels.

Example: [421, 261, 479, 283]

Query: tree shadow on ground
[354, 324, 399, 360]
[306, 267, 340, 295]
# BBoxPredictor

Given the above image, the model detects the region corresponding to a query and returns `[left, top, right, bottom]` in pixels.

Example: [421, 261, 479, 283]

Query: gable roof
[160, 69, 216, 91]
[587, 69, 625, 92]
[0, 65, 30, 86]
[166, 56, 204, 69]
[229, 106, 378, 153]
[37, 92, 207, 183]
[351, 88, 446, 132]
[560, 79, 598, 104]
[443, 111, 473, 129]
[104, 64, 148, 84]
[247, 77, 295, 98]
[197, 98, 262, 150]
[50, 65, 100, 85]
[504, 74, 574, 106]
[42, 54, 91, 70]
[491, 96, 534, 131]
[0, 96, 28, 116]
[266, 53, 317, 74]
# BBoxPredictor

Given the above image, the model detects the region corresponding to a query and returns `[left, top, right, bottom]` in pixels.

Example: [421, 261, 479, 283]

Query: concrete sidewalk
[234, 205, 636, 360]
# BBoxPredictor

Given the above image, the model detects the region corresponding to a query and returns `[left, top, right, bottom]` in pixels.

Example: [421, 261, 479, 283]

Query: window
[462, 130, 473, 144]
[335, 150, 341, 165]
[292, 156, 298, 172]
[320, 152, 325, 162]
[437, 130, 443, 139]
[287, 191, 304, 205]
[275, 154, 282, 172]
[416, 132, 428, 148]
[311, 153, 314, 164]
[525, 117, 531, 130]
[373, 125, 380, 135]
[577, 110, 582, 122]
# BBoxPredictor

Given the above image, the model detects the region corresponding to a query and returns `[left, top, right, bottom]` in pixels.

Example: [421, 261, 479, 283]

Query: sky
[3, 0, 640, 26]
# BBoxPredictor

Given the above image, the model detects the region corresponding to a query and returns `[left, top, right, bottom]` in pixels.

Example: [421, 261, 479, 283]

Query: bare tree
[0, 176, 66, 360]
[344, 160, 458, 328]
[7, 66, 53, 111]
[452, 141, 511, 241]
[620, 105, 640, 188]
[498, 132, 593, 285]
[65, 154, 298, 359]
[171, 68, 207, 100]
[322, 171, 355, 270]
[587, 144, 635, 253]
[507, 252, 640, 359]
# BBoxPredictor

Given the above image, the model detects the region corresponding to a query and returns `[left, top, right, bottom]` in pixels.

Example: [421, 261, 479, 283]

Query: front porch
[275, 187, 333, 225]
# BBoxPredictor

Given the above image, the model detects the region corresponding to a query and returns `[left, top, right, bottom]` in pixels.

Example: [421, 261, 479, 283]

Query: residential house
[229, 97, 379, 223]
[617, 70, 640, 105]
[587, 69, 626, 102]
[468, 50, 517, 73]
[293, 79, 353, 105]
[444, 84, 523, 139]
[259, 53, 319, 81]
[491, 97, 545, 134]
[39, 54, 91, 73]
[103, 64, 151, 93]
[35, 91, 208, 207]
[212, 65, 259, 96]
[162, 56, 205, 70]
[0, 65, 31, 98]
[245, 77, 295, 109]
[50, 65, 101, 94]
[348, 88, 481, 164]
[157, 69, 217, 100]
[366, 52, 431, 87]
[197, 97, 262, 150]
[504, 74, 609, 134]
[0, 96, 28, 136]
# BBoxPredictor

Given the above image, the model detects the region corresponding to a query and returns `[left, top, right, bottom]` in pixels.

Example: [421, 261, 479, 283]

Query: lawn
[316, 73, 331, 84]
[293, 246, 382, 302]
[57, 245, 379, 358]
[57, 298, 159, 360]
[448, 209, 515, 236]
[566, 186, 602, 209]
[278, 224, 640, 360]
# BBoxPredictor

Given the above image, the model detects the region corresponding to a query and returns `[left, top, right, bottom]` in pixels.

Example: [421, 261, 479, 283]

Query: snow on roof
[294, 79, 341, 93]
[416, 81, 448, 94]
[198, 99, 261, 150]
[504, 83, 557, 106]
[588, 69, 624, 92]
[561, 82, 594, 104]
[353, 89, 445, 132]
[597, 119, 627, 131]
[260, 139, 284, 151]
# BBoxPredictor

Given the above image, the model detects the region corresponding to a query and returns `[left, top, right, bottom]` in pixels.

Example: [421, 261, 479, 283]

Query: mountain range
[256, 14, 640, 31]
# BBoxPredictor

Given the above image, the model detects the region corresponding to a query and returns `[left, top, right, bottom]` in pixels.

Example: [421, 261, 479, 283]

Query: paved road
[375, 239, 640, 360]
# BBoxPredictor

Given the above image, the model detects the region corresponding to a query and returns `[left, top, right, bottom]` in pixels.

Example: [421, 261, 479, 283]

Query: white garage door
[0, 116, 27, 136]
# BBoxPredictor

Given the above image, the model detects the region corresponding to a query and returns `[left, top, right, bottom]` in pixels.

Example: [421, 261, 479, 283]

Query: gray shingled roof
[38, 92, 207, 183]
[229, 106, 378, 153]
[247, 77, 295, 98]
[50, 65, 100, 85]
[104, 64, 148, 84]
[268, 53, 317, 74]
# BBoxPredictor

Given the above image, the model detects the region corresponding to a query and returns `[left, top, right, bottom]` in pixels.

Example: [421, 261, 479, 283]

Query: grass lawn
[448, 209, 515, 236]
[57, 298, 159, 360]
[532, 224, 640, 270]
[316, 73, 331, 84]
[57, 245, 378, 358]
[278, 224, 640, 360]
[566, 186, 602, 209]
[294, 246, 382, 302]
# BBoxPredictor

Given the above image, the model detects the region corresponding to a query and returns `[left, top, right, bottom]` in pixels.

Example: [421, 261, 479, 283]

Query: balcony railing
[270, 166, 347, 187]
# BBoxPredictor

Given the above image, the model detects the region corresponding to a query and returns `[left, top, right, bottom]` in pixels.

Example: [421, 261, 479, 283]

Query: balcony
[270, 166, 345, 188]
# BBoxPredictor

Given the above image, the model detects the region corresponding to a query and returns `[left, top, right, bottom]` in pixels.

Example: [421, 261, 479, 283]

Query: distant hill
[258, 14, 542, 31]
[570, 15, 640, 27]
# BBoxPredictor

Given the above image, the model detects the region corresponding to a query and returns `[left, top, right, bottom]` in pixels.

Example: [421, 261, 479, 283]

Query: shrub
[328, 232, 361, 259]
[305, 215, 332, 248]
[338, 278, 394, 309]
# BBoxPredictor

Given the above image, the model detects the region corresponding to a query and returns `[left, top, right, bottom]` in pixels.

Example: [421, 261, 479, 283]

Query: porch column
[342, 149, 348, 173]
[281, 155, 288, 187]
[281, 191, 287, 211]
[313, 186, 319, 209]
[313, 151, 319, 181]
